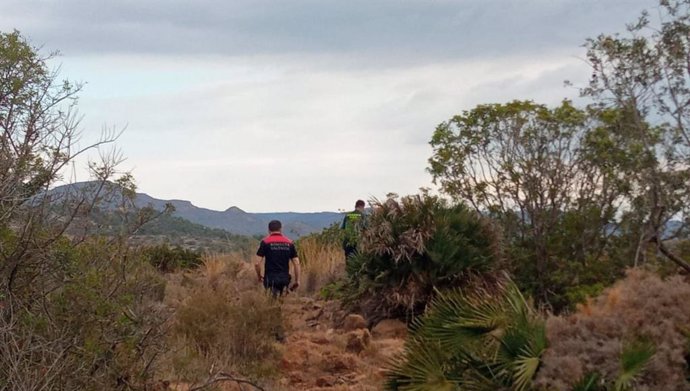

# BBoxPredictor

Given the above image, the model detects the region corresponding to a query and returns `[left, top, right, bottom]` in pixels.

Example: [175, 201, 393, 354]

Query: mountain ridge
[51, 182, 343, 237]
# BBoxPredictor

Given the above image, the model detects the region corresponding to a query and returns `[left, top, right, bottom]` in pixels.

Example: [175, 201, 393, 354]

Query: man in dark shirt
[255, 220, 301, 297]
[341, 199, 366, 260]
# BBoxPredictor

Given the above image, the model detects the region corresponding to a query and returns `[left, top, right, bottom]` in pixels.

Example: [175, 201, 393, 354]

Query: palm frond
[387, 337, 461, 391]
[614, 339, 655, 391]
[459, 364, 509, 391]
[572, 373, 604, 391]
[420, 289, 511, 358]
[385, 278, 546, 391]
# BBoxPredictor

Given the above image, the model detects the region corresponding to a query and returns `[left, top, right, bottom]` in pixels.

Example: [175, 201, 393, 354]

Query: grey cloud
[0, 0, 662, 211]
[1, 0, 654, 65]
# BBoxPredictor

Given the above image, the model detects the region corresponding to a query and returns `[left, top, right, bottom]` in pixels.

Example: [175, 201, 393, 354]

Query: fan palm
[345, 193, 502, 321]
[386, 278, 546, 391]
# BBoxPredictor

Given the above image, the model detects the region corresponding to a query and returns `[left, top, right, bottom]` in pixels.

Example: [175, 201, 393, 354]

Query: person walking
[341, 199, 366, 260]
[255, 220, 301, 297]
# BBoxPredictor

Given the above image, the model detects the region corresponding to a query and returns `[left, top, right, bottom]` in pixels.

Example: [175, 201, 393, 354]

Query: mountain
[133, 193, 341, 237]
[85, 207, 258, 253]
[50, 182, 343, 238]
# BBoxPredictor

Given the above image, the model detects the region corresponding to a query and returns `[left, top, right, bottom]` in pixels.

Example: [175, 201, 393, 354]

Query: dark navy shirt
[257, 233, 297, 278]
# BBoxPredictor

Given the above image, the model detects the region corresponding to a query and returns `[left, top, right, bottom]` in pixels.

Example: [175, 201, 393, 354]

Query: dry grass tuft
[297, 236, 345, 295]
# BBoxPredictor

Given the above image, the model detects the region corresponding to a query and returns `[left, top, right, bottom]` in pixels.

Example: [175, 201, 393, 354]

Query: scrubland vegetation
[162, 254, 284, 385]
[3, 1, 690, 390]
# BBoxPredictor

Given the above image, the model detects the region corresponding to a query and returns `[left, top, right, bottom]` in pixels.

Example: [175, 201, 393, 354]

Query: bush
[344, 193, 502, 321]
[0, 238, 168, 391]
[386, 277, 546, 391]
[173, 289, 282, 377]
[165, 256, 283, 383]
[142, 244, 203, 272]
[535, 269, 690, 391]
[385, 268, 690, 391]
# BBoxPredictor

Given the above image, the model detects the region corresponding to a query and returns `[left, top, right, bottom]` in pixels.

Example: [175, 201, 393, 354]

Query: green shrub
[142, 244, 203, 272]
[0, 238, 168, 391]
[319, 280, 347, 300]
[563, 282, 606, 309]
[386, 277, 546, 391]
[344, 193, 502, 321]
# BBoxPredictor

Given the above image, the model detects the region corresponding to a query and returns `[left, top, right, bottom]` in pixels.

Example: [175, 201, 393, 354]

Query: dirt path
[275, 295, 405, 391]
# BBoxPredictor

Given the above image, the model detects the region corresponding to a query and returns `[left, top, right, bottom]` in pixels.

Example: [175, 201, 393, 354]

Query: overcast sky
[1, 0, 654, 212]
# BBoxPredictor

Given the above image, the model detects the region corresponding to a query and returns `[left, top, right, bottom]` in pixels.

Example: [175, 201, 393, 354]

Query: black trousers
[344, 245, 358, 259]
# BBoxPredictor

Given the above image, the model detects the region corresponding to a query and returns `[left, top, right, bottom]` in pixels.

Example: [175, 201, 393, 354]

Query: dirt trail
[275, 294, 405, 391]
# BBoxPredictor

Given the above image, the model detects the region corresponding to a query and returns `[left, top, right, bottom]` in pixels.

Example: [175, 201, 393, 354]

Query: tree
[428, 100, 631, 310]
[0, 31, 168, 390]
[0, 30, 125, 295]
[583, 0, 690, 272]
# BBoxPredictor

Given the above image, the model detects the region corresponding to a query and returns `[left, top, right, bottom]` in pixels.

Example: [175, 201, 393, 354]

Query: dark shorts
[264, 274, 291, 297]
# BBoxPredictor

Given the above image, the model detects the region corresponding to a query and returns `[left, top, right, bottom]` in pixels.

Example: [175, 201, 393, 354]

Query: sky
[0, 0, 655, 212]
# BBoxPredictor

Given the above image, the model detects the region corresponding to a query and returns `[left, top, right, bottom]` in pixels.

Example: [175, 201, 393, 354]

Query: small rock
[306, 308, 324, 321]
[372, 319, 408, 339]
[316, 376, 336, 387]
[322, 354, 357, 373]
[345, 329, 371, 354]
[342, 314, 367, 331]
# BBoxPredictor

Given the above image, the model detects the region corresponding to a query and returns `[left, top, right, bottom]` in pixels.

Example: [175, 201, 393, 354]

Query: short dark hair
[355, 200, 365, 208]
[268, 220, 282, 232]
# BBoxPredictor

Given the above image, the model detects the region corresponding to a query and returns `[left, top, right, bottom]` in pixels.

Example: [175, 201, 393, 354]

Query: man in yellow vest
[341, 200, 366, 260]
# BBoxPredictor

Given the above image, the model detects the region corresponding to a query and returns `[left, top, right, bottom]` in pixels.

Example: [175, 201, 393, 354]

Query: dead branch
[652, 236, 690, 273]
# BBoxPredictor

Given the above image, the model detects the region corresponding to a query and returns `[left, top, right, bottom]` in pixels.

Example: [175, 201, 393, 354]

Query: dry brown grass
[297, 236, 346, 295]
[159, 241, 350, 389]
[160, 252, 284, 386]
[157, 244, 404, 391]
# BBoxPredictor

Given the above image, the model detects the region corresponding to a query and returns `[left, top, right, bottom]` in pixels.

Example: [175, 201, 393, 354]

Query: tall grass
[297, 235, 346, 295]
[162, 253, 283, 384]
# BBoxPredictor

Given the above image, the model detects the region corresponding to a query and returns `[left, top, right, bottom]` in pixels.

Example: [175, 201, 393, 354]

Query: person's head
[355, 199, 365, 212]
[268, 220, 282, 233]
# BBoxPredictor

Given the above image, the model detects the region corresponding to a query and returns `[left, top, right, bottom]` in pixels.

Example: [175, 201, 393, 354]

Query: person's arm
[255, 256, 264, 283]
[255, 241, 265, 283]
[290, 257, 301, 290]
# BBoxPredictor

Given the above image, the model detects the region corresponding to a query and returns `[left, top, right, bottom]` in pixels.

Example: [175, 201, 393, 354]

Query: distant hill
[83, 207, 258, 253]
[50, 182, 343, 238]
